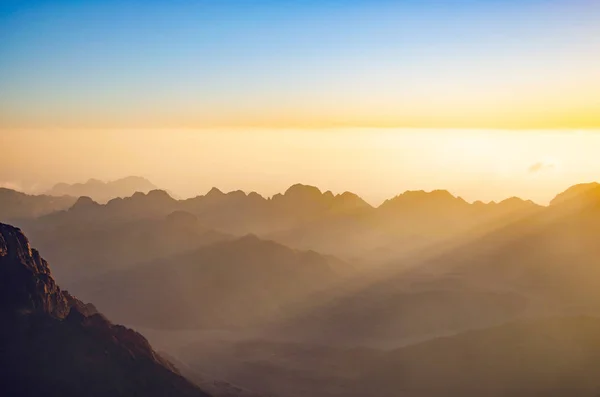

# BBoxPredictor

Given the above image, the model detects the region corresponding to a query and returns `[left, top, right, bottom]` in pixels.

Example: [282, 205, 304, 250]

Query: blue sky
[1, 0, 599, 128]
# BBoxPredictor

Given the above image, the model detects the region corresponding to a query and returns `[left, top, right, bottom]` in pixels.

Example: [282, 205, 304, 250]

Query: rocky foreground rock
[0, 222, 211, 397]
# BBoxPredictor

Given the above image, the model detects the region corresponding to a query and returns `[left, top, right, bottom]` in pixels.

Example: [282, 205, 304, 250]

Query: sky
[1, 1, 599, 203]
[1, 0, 600, 129]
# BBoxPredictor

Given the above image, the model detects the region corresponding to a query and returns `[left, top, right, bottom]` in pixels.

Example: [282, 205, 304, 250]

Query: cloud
[528, 162, 555, 173]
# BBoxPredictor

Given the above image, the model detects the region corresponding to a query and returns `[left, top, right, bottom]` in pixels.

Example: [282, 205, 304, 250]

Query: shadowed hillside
[24, 210, 232, 285]
[77, 234, 350, 329]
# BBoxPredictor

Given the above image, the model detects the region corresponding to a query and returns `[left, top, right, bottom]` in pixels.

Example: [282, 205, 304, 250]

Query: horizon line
[6, 178, 599, 209]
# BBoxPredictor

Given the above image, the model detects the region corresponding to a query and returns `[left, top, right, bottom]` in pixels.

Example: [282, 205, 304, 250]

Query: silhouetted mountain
[179, 188, 270, 235]
[376, 189, 540, 232]
[0, 223, 211, 397]
[550, 182, 600, 209]
[12, 183, 545, 261]
[273, 182, 600, 349]
[77, 235, 350, 329]
[0, 188, 76, 221]
[390, 185, 600, 313]
[46, 176, 158, 203]
[37, 189, 179, 226]
[178, 184, 372, 236]
[273, 189, 540, 259]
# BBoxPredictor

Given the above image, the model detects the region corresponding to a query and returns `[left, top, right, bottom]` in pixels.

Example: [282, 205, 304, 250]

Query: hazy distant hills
[77, 234, 350, 329]
[45, 176, 157, 203]
[182, 317, 600, 397]
[0, 223, 212, 397]
[0, 188, 77, 221]
[0, 175, 158, 222]
[361, 316, 600, 397]
[261, 181, 600, 347]
[7, 182, 543, 262]
[25, 211, 232, 285]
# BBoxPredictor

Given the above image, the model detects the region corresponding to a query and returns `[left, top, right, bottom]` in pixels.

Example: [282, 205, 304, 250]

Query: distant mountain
[0, 188, 77, 221]
[77, 234, 351, 329]
[270, 181, 600, 348]
[46, 176, 157, 203]
[376, 189, 540, 234]
[0, 223, 211, 397]
[391, 183, 600, 312]
[21, 184, 541, 261]
[268, 189, 540, 259]
[550, 182, 600, 208]
[179, 184, 373, 236]
[36, 189, 179, 226]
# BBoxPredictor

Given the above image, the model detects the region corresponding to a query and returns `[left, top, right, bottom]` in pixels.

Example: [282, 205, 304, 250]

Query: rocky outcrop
[0, 224, 70, 318]
[0, 222, 211, 397]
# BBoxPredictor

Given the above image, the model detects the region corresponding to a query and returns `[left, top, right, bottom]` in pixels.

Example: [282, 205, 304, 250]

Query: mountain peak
[284, 184, 323, 197]
[206, 187, 224, 197]
[336, 191, 370, 206]
[384, 189, 461, 205]
[497, 196, 537, 207]
[550, 182, 600, 207]
[70, 196, 100, 211]
[146, 189, 173, 200]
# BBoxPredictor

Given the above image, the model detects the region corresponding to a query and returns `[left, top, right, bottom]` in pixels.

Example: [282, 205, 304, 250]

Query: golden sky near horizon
[2, 1, 600, 130]
[2, 129, 600, 206]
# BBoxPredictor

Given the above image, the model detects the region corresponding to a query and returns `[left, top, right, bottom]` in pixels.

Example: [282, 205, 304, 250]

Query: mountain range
[3, 181, 544, 261]
[3, 181, 600, 397]
[45, 176, 157, 203]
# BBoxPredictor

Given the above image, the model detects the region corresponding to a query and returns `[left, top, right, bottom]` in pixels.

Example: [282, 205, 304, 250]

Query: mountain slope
[0, 222, 212, 397]
[0, 188, 76, 221]
[21, 184, 541, 261]
[23, 210, 231, 286]
[78, 234, 351, 329]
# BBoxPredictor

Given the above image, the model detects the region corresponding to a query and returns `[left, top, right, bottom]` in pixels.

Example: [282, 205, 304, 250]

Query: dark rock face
[0, 223, 210, 397]
[0, 225, 70, 318]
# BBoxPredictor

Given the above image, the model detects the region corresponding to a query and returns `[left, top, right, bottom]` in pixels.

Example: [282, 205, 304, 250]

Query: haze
[2, 129, 600, 205]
